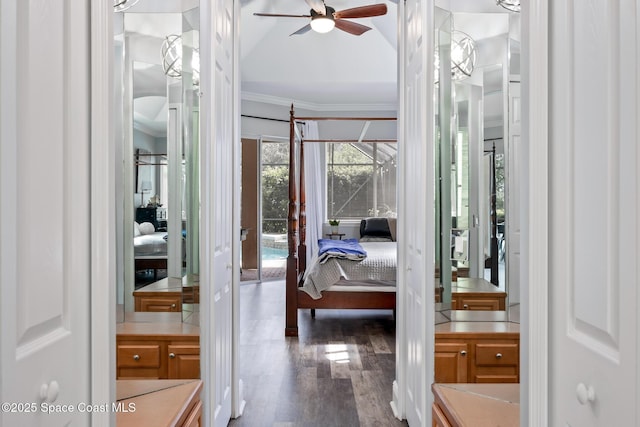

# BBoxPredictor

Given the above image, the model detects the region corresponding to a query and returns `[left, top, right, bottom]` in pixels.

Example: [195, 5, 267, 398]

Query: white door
[506, 81, 521, 303]
[201, 0, 235, 425]
[395, 0, 435, 425]
[549, 1, 638, 424]
[0, 1, 92, 426]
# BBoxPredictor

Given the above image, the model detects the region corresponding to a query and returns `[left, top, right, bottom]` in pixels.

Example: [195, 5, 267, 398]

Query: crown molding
[241, 91, 398, 113]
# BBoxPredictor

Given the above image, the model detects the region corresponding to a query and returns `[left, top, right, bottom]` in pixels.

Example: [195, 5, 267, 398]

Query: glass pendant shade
[451, 31, 477, 80]
[161, 34, 183, 78]
[113, 0, 140, 12]
[496, 0, 521, 12]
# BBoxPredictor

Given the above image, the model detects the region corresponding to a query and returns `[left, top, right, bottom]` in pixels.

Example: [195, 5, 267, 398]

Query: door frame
[90, 1, 116, 426]
[521, 0, 549, 425]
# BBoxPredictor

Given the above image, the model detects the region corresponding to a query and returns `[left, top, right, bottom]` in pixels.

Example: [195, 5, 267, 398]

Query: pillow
[134, 221, 141, 237]
[360, 217, 392, 238]
[138, 222, 155, 235]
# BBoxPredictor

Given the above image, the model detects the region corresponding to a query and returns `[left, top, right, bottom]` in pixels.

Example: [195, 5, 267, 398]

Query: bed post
[298, 136, 307, 276]
[285, 104, 299, 336]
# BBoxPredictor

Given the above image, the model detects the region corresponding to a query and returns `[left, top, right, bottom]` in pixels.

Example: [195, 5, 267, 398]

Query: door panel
[0, 1, 91, 425]
[549, 1, 638, 424]
[507, 83, 521, 303]
[401, 0, 434, 425]
[202, 0, 235, 425]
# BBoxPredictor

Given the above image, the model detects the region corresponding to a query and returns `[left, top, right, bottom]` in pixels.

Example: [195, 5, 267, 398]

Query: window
[326, 142, 397, 220]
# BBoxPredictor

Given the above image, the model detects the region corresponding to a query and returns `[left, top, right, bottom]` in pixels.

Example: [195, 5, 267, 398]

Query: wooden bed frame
[135, 257, 167, 278]
[285, 105, 398, 336]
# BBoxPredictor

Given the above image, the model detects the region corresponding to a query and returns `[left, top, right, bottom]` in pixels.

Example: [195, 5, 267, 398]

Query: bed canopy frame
[285, 105, 398, 336]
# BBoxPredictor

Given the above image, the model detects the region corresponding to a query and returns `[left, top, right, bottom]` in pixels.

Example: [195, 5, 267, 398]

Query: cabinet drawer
[475, 343, 518, 366]
[117, 345, 161, 368]
[457, 298, 501, 311]
[136, 296, 181, 312]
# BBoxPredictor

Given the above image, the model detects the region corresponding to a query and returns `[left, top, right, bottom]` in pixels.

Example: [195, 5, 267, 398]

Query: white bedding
[134, 232, 168, 257]
[301, 241, 397, 299]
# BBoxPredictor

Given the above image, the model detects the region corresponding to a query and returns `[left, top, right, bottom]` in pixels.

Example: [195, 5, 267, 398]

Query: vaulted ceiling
[120, 0, 519, 129]
[240, 0, 399, 110]
[239, 0, 519, 111]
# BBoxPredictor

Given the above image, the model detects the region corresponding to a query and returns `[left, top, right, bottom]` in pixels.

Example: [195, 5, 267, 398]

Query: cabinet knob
[171, 303, 176, 308]
[496, 353, 503, 359]
[576, 383, 595, 405]
[460, 350, 467, 356]
[133, 354, 140, 361]
[463, 304, 469, 309]
[39, 381, 60, 403]
[169, 353, 176, 359]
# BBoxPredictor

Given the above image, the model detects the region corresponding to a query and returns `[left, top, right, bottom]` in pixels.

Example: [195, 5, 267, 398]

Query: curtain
[302, 121, 324, 262]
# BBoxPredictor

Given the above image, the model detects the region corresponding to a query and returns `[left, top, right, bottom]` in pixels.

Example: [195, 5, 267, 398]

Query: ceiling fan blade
[334, 4, 387, 19]
[305, 0, 326, 15]
[290, 24, 312, 36]
[253, 13, 311, 18]
[334, 19, 371, 36]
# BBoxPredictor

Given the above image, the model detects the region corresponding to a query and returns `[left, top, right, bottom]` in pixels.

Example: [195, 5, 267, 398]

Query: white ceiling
[240, 0, 399, 110]
[240, 0, 519, 111]
[120, 0, 520, 129]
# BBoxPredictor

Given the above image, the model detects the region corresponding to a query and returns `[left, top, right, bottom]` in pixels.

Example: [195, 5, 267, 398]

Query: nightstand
[326, 233, 345, 240]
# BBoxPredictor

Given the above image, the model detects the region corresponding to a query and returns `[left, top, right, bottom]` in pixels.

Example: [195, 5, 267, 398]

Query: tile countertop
[432, 383, 520, 426]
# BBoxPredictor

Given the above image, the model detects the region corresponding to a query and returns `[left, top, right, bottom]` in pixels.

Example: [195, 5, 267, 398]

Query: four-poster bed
[285, 105, 398, 336]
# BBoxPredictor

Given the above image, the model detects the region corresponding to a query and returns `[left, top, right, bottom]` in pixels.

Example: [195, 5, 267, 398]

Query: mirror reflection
[434, 4, 520, 313]
[114, 2, 200, 324]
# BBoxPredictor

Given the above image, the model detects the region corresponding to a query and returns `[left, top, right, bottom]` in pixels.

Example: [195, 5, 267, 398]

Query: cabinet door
[434, 342, 468, 383]
[168, 344, 200, 379]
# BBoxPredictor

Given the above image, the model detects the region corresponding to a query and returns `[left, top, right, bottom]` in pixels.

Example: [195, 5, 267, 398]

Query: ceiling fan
[253, 0, 388, 36]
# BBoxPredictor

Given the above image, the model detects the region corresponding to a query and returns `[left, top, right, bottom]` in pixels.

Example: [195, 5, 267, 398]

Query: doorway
[240, 136, 288, 282]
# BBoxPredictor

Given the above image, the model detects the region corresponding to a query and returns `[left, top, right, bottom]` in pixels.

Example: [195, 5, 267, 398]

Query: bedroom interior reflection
[435, 4, 520, 311]
[114, 0, 200, 324]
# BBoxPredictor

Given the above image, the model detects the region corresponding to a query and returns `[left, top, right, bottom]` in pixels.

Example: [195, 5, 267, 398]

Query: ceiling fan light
[310, 16, 335, 33]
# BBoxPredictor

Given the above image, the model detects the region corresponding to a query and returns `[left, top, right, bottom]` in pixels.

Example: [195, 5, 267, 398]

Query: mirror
[114, 1, 200, 324]
[434, 4, 520, 310]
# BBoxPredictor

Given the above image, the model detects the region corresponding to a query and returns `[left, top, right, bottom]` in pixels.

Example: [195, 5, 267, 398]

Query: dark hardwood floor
[229, 280, 408, 427]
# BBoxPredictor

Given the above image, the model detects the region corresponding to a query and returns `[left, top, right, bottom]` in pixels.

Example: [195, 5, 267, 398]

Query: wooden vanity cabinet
[116, 322, 200, 380]
[133, 275, 199, 312]
[435, 327, 519, 384]
[450, 278, 507, 311]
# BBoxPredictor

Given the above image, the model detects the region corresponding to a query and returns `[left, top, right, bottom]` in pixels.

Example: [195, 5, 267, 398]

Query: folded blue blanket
[317, 238, 367, 263]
